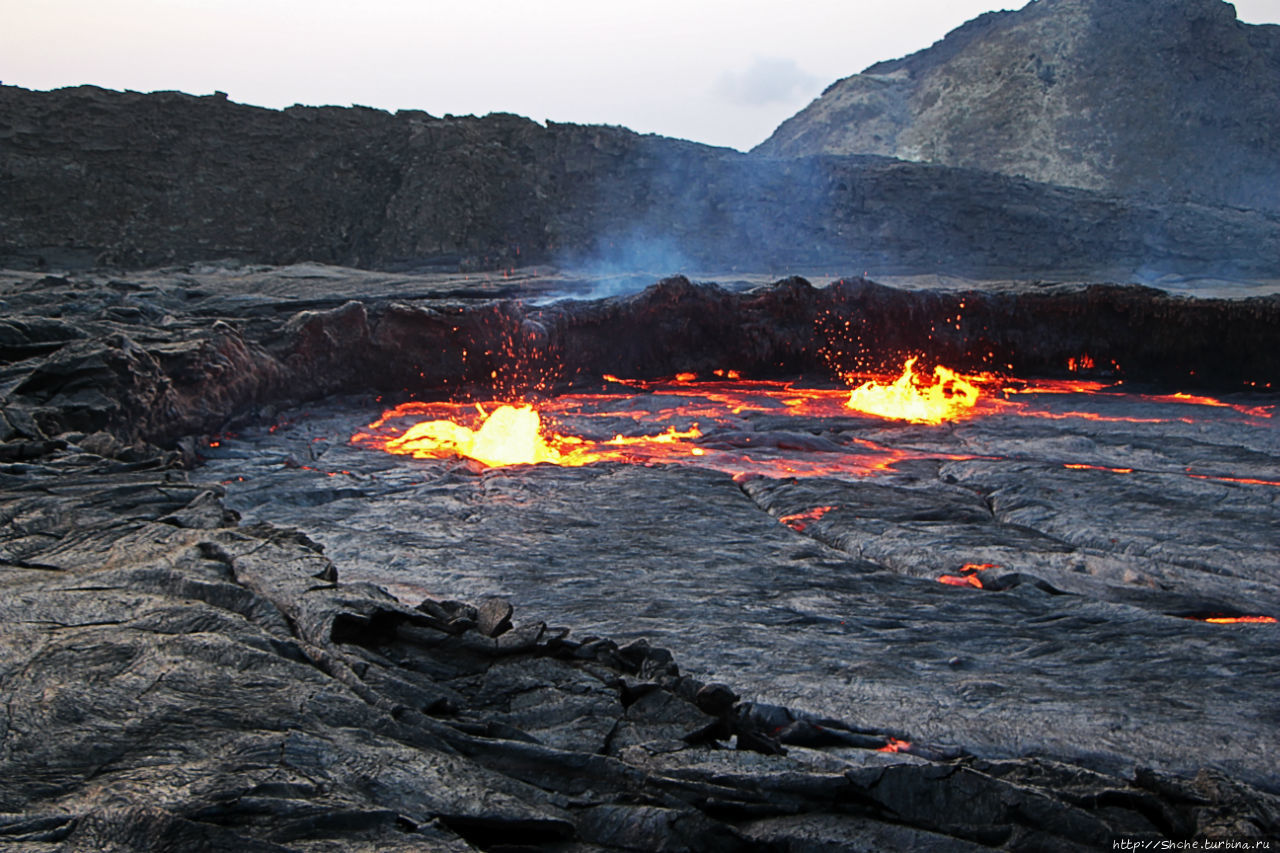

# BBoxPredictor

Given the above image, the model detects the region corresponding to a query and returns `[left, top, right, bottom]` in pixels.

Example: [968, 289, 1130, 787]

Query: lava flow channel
[349, 362, 994, 477]
[350, 397, 957, 478]
[351, 359, 1277, 484]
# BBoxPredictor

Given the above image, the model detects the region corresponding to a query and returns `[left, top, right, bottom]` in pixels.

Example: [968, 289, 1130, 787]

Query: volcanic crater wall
[4, 273, 1277, 458]
[3, 84, 1280, 278]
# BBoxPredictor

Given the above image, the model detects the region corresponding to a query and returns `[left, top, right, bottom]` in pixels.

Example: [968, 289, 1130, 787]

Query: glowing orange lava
[1067, 354, 1096, 373]
[778, 506, 838, 531]
[1205, 616, 1277, 624]
[1187, 473, 1280, 488]
[1064, 463, 1136, 474]
[352, 363, 1277, 487]
[845, 357, 986, 424]
[1140, 392, 1272, 419]
[939, 562, 999, 588]
[358, 402, 709, 469]
[352, 374, 985, 478]
[385, 404, 568, 467]
[1188, 615, 1277, 625]
[879, 738, 912, 753]
[939, 574, 983, 588]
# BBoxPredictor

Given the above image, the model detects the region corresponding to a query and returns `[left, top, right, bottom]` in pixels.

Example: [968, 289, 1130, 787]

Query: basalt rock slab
[9, 451, 1276, 849]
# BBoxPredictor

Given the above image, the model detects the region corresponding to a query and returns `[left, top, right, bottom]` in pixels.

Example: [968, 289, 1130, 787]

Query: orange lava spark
[845, 357, 985, 424]
[879, 738, 912, 753]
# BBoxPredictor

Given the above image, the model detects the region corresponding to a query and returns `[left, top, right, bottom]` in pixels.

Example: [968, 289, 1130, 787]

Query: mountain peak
[755, 0, 1280, 211]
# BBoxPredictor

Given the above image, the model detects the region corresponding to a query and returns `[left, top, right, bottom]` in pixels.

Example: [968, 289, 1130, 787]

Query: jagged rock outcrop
[3, 84, 1280, 278]
[3, 268, 1278, 453]
[756, 0, 1280, 212]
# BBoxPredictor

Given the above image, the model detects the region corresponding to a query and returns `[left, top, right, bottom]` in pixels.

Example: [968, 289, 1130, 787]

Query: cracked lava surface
[196, 376, 1280, 789]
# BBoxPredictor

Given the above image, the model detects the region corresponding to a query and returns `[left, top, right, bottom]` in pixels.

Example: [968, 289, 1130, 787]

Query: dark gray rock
[3, 84, 1280, 279]
[694, 682, 739, 716]
[1, 265, 1278, 848]
[4, 448, 1274, 849]
[476, 596, 514, 637]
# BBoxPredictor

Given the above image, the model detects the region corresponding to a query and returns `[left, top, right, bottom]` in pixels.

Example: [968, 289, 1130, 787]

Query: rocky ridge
[757, 0, 1280, 213]
[2, 267, 1279, 455]
[3, 84, 1280, 279]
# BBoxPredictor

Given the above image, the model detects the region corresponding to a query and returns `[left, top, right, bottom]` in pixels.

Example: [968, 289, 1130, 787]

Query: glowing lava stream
[377, 403, 701, 468]
[351, 360, 1276, 483]
[352, 397, 954, 478]
[386, 404, 568, 468]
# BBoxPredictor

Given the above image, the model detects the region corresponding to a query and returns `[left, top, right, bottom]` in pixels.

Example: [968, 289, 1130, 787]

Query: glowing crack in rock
[778, 506, 839, 532]
[938, 562, 1000, 589]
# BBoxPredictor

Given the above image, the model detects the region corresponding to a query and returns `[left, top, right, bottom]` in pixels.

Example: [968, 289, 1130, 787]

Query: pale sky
[4, 0, 1280, 151]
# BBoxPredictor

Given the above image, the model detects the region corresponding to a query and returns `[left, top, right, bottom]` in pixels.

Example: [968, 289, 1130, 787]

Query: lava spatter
[845, 357, 987, 424]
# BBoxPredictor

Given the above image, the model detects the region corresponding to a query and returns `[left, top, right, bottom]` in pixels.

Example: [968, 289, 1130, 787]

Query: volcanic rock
[2, 268, 1276, 459]
[476, 597, 514, 637]
[1, 264, 1278, 848]
[757, 0, 1280, 213]
[3, 84, 1280, 280]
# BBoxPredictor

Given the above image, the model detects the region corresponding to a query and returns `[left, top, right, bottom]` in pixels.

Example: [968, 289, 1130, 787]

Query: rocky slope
[756, 0, 1280, 213]
[3, 84, 1280, 279]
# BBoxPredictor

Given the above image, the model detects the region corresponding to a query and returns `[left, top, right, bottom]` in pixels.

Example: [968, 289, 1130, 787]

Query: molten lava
[845, 358, 985, 424]
[779, 506, 838, 532]
[939, 574, 984, 588]
[1192, 615, 1278, 625]
[352, 360, 1276, 486]
[360, 402, 714, 469]
[386, 404, 565, 467]
[938, 562, 999, 588]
